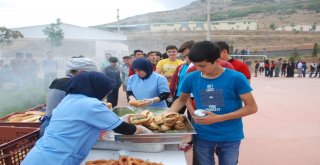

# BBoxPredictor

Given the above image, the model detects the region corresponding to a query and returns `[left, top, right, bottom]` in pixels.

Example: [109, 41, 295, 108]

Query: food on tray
[148, 121, 160, 130]
[86, 156, 163, 165]
[25, 111, 45, 115]
[160, 124, 172, 131]
[174, 115, 185, 130]
[127, 110, 186, 131]
[128, 100, 144, 107]
[86, 159, 118, 165]
[129, 115, 150, 125]
[153, 115, 164, 125]
[5, 111, 45, 123]
[162, 112, 179, 126]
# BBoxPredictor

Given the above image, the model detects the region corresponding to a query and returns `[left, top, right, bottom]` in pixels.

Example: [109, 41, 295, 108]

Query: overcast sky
[0, 0, 196, 28]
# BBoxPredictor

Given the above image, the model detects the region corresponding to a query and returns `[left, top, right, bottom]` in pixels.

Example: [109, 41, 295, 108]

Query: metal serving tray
[112, 107, 196, 144]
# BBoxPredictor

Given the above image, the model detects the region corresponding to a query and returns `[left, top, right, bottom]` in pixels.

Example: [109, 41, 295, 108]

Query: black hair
[215, 41, 229, 54]
[109, 57, 118, 63]
[134, 50, 143, 55]
[154, 51, 162, 57]
[166, 45, 178, 51]
[189, 41, 221, 63]
[178, 40, 195, 53]
[147, 51, 155, 57]
[162, 52, 168, 59]
[122, 56, 131, 59]
[71, 55, 85, 58]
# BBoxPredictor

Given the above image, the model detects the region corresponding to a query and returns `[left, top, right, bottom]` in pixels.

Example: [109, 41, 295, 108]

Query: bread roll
[154, 115, 164, 125]
[162, 112, 179, 126]
[128, 100, 144, 107]
[128, 115, 150, 125]
[160, 124, 172, 131]
[25, 111, 45, 116]
[106, 102, 112, 109]
[8, 113, 26, 119]
[21, 115, 41, 122]
[148, 121, 160, 130]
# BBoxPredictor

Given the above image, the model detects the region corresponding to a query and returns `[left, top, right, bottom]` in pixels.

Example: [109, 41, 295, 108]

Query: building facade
[98, 20, 258, 32]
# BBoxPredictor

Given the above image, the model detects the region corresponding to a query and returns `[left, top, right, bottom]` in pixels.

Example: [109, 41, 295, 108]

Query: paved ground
[117, 76, 320, 165]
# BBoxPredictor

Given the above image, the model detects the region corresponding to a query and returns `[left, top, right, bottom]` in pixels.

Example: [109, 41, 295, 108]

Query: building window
[181, 23, 188, 28]
[212, 22, 219, 25]
[228, 22, 236, 25]
[167, 24, 174, 26]
[196, 23, 203, 27]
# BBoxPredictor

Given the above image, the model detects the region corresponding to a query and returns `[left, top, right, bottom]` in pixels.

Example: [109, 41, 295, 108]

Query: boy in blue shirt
[169, 41, 258, 165]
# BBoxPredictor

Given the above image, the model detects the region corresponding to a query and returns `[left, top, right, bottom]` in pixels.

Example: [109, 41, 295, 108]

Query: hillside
[105, 0, 320, 29]
[125, 30, 320, 55]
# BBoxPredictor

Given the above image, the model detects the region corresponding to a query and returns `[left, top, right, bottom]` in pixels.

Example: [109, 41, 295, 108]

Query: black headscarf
[132, 58, 153, 79]
[66, 71, 116, 100]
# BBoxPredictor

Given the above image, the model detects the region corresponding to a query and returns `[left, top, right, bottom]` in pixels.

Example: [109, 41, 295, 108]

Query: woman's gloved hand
[135, 125, 153, 134]
[120, 114, 133, 123]
[139, 98, 154, 107]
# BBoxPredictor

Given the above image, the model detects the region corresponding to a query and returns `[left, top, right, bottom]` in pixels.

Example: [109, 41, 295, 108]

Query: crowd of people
[0, 51, 60, 89]
[3, 39, 318, 164]
[0, 52, 39, 88]
[253, 59, 320, 78]
[3, 40, 259, 165]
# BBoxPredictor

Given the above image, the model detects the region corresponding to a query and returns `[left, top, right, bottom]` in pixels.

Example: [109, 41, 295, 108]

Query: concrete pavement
[117, 76, 320, 165]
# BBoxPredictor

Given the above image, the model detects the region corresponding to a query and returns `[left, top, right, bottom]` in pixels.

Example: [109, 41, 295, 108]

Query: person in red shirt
[146, 51, 157, 71]
[216, 41, 251, 81]
[128, 50, 144, 76]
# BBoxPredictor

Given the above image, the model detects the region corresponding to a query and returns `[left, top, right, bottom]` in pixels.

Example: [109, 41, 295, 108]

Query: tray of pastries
[111, 107, 196, 144]
[86, 156, 163, 165]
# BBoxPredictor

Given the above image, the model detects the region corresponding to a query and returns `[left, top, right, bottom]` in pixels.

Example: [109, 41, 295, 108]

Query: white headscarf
[66, 57, 97, 72]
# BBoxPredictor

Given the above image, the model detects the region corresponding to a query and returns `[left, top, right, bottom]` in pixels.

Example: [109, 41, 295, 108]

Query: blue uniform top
[127, 72, 169, 107]
[181, 69, 252, 142]
[22, 94, 122, 165]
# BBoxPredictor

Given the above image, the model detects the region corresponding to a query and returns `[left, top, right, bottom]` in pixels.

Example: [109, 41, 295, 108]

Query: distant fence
[255, 49, 313, 57]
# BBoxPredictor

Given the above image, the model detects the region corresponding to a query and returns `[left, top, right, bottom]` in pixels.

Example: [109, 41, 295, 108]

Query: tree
[0, 27, 24, 46]
[0, 27, 24, 58]
[312, 43, 318, 57]
[43, 18, 64, 48]
[269, 23, 276, 30]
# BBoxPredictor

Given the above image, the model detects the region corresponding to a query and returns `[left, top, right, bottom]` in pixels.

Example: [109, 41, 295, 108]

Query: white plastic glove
[135, 125, 153, 134]
[120, 114, 132, 123]
[139, 99, 154, 107]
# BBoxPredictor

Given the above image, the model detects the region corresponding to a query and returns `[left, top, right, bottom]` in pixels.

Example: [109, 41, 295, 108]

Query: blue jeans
[193, 136, 241, 165]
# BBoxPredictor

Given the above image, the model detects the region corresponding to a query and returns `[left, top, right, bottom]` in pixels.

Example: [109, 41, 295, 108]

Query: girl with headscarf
[127, 58, 170, 107]
[22, 72, 151, 165]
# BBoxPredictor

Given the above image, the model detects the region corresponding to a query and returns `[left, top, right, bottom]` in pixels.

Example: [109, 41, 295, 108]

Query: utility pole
[117, 9, 120, 33]
[206, 0, 211, 41]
